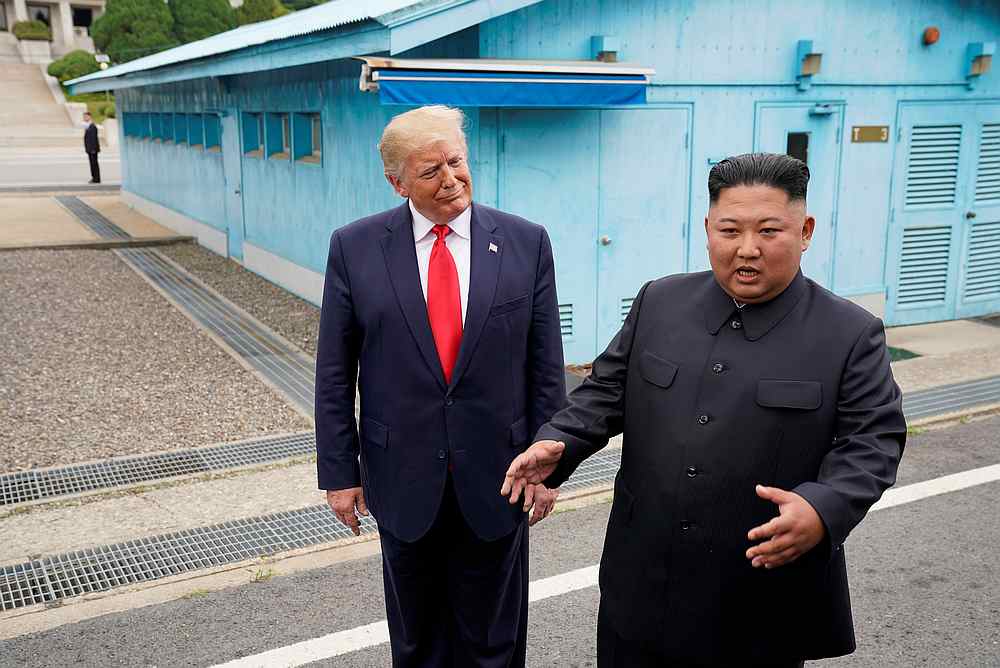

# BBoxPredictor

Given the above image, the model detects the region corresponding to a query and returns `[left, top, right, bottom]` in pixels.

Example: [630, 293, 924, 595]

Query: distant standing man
[503, 153, 907, 666]
[315, 105, 566, 666]
[82, 111, 100, 184]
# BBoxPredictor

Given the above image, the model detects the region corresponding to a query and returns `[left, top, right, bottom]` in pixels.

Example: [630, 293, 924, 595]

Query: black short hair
[708, 152, 810, 204]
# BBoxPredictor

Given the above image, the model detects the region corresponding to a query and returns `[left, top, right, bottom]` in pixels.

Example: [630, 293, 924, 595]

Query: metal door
[885, 103, 1000, 325]
[596, 107, 690, 348]
[754, 102, 844, 288]
[221, 111, 245, 261]
[500, 109, 600, 363]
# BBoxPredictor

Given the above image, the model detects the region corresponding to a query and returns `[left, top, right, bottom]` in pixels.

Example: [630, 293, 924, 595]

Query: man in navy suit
[315, 105, 566, 667]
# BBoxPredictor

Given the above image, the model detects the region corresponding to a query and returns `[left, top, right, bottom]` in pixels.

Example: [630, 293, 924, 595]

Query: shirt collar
[409, 200, 472, 241]
[703, 270, 807, 341]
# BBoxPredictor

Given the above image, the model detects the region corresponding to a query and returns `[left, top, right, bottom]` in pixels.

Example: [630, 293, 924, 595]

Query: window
[174, 113, 188, 144]
[162, 113, 175, 143]
[204, 114, 221, 152]
[292, 112, 321, 163]
[266, 113, 290, 159]
[242, 112, 263, 156]
[188, 113, 204, 147]
[786, 132, 809, 165]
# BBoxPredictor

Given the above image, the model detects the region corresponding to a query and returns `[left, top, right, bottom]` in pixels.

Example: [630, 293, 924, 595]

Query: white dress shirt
[411, 200, 471, 323]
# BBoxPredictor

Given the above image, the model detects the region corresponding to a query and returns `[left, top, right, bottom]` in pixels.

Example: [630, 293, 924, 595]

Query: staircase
[0, 61, 86, 149]
[0, 31, 20, 64]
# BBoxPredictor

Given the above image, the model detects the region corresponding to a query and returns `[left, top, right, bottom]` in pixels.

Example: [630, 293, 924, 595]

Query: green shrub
[12, 20, 51, 41]
[236, 0, 288, 26]
[92, 0, 178, 63]
[47, 50, 100, 83]
[171, 0, 236, 43]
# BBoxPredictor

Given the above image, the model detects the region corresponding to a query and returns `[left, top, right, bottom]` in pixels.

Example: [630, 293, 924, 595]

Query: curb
[0, 236, 195, 252]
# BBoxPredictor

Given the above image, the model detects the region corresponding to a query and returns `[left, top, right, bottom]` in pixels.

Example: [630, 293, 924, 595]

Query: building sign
[851, 126, 889, 143]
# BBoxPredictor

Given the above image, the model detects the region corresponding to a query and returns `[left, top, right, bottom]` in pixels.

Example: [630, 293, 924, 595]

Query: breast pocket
[755, 380, 823, 410]
[638, 351, 679, 389]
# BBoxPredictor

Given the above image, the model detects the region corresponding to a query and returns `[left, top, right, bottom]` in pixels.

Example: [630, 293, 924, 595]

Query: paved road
[0, 151, 121, 187]
[2, 417, 998, 667]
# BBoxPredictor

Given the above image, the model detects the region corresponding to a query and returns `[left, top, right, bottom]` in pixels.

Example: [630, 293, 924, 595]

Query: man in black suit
[82, 111, 100, 184]
[316, 105, 566, 667]
[503, 153, 906, 667]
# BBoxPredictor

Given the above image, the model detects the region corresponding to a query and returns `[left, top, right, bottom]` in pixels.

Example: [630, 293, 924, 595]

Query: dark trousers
[597, 603, 805, 668]
[378, 477, 529, 668]
[87, 151, 100, 183]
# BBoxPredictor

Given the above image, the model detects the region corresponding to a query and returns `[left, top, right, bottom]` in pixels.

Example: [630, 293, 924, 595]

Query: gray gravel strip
[158, 244, 321, 356]
[0, 249, 311, 472]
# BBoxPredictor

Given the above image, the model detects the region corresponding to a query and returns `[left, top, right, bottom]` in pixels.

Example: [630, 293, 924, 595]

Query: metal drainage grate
[0, 432, 315, 506]
[117, 248, 316, 416]
[903, 375, 1000, 421]
[0, 448, 622, 611]
[55, 195, 131, 240]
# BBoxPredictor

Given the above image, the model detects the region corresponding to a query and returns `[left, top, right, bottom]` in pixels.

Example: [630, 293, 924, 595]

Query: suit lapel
[449, 204, 502, 391]
[380, 202, 447, 392]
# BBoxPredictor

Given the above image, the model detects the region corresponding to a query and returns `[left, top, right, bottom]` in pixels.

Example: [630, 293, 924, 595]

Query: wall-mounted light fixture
[592, 36, 620, 63]
[967, 42, 995, 90]
[796, 40, 822, 91]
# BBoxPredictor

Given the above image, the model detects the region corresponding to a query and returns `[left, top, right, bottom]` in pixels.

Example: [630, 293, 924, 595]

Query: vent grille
[897, 226, 951, 306]
[904, 125, 962, 207]
[620, 297, 634, 324]
[558, 303, 573, 337]
[963, 221, 1000, 301]
[975, 124, 1000, 205]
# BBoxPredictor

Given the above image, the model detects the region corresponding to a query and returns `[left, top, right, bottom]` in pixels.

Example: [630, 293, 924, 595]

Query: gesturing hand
[526, 484, 559, 526]
[500, 440, 565, 504]
[746, 484, 825, 569]
[326, 486, 368, 536]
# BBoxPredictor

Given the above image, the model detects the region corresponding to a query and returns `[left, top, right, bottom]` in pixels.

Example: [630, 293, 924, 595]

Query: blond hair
[379, 105, 468, 179]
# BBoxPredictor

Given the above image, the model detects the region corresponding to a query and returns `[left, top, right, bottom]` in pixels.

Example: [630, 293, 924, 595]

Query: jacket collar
[704, 270, 807, 341]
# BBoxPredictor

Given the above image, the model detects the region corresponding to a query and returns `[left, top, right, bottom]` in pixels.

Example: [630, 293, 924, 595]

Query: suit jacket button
[731, 319, 742, 329]
[698, 414, 710, 425]
[680, 520, 692, 530]
[437, 449, 447, 460]
[445, 398, 454, 406]
[686, 466, 698, 477]
[712, 362, 724, 373]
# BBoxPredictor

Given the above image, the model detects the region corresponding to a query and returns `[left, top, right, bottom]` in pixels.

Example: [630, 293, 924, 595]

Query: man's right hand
[326, 487, 368, 536]
[501, 440, 565, 504]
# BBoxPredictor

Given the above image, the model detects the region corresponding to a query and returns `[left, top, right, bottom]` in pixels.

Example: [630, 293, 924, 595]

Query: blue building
[68, 0, 1000, 363]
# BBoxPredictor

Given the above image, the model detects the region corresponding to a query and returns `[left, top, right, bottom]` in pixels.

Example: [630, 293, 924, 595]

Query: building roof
[66, 0, 464, 89]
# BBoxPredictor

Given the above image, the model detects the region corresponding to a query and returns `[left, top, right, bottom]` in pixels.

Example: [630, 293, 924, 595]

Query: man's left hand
[525, 484, 558, 526]
[746, 484, 825, 569]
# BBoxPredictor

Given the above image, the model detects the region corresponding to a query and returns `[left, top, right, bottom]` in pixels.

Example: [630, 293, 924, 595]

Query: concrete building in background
[1, 0, 104, 55]
[67, 0, 1000, 363]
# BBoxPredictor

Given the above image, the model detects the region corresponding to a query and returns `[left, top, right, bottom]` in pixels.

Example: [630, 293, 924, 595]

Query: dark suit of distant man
[83, 112, 100, 184]
[315, 106, 566, 667]
[503, 153, 907, 667]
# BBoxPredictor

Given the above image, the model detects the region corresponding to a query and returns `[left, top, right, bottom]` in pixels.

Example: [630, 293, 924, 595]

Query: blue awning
[358, 58, 655, 108]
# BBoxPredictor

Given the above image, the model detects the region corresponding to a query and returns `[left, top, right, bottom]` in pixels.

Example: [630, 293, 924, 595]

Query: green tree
[47, 50, 100, 83]
[235, 0, 289, 26]
[170, 0, 237, 44]
[91, 0, 178, 64]
[281, 0, 324, 10]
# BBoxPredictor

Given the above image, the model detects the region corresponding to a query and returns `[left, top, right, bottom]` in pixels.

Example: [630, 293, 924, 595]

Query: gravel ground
[0, 249, 311, 472]
[158, 243, 320, 355]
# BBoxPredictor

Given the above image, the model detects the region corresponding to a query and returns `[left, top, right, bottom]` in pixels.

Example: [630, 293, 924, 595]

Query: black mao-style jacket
[539, 270, 906, 665]
[84, 123, 99, 154]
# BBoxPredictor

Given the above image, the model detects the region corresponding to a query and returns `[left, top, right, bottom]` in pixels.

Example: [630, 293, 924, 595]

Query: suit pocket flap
[510, 416, 528, 448]
[638, 351, 679, 389]
[360, 417, 389, 449]
[490, 293, 530, 316]
[756, 380, 823, 410]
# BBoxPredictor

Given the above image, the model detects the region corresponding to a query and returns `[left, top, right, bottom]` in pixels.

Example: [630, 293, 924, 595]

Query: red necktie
[427, 224, 463, 383]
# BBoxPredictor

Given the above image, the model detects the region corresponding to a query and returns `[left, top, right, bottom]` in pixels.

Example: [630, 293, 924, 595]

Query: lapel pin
[489, 242, 498, 254]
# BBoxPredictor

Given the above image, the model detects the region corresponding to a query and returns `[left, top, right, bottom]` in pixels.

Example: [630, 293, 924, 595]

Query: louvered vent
[904, 125, 962, 207]
[897, 227, 951, 306]
[975, 124, 1000, 205]
[620, 297, 634, 324]
[558, 303, 573, 337]
[962, 221, 1000, 301]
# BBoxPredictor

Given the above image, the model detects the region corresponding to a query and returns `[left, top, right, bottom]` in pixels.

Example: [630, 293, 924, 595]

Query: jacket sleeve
[537, 280, 651, 488]
[526, 228, 567, 442]
[793, 318, 906, 557]
[314, 230, 363, 491]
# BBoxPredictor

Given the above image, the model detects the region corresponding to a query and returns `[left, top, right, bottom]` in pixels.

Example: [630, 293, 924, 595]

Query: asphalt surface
[2, 417, 998, 667]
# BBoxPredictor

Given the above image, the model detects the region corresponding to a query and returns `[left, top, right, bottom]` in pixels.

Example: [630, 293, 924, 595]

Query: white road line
[211, 463, 1000, 668]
